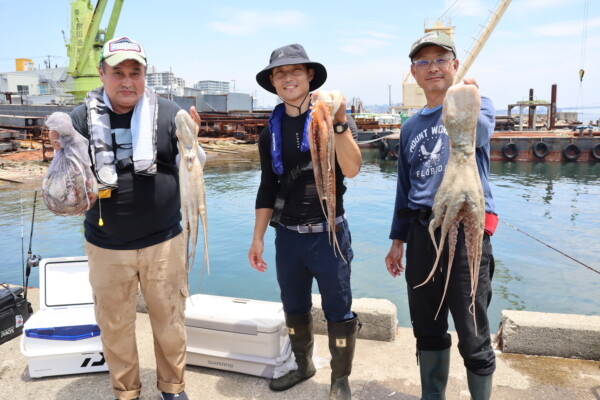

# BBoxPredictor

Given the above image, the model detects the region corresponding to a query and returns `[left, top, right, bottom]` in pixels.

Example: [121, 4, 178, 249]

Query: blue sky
[1, 0, 599, 117]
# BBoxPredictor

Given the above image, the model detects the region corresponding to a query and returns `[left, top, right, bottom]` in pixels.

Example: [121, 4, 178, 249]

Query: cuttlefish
[175, 110, 209, 278]
[414, 84, 485, 332]
[309, 90, 344, 259]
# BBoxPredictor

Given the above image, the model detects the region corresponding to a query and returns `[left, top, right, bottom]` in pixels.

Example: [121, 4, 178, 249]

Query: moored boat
[357, 130, 394, 148]
[377, 133, 401, 160]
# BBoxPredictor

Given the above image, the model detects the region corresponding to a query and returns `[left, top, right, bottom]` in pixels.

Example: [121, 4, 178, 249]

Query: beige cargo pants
[86, 233, 188, 400]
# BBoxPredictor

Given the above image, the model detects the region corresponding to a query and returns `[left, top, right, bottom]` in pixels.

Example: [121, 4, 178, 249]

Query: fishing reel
[26, 253, 42, 269]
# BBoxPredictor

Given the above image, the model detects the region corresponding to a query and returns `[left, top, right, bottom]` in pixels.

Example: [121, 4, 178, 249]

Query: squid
[175, 110, 209, 278]
[308, 90, 344, 258]
[414, 84, 485, 332]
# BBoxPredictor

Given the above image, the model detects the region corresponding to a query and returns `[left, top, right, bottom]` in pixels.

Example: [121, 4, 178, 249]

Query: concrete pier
[498, 309, 600, 360]
[3, 288, 600, 399]
[311, 294, 398, 342]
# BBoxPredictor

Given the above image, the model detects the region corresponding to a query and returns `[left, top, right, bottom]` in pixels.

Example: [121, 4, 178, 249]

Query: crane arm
[454, 0, 511, 84]
[105, 0, 124, 39]
[73, 0, 109, 76]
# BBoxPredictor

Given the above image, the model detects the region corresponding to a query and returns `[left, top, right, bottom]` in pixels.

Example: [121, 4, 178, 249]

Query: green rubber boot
[269, 312, 316, 391]
[328, 314, 359, 400]
[467, 369, 493, 400]
[418, 348, 450, 400]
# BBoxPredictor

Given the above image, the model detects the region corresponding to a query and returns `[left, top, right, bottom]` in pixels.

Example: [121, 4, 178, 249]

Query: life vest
[268, 103, 312, 176]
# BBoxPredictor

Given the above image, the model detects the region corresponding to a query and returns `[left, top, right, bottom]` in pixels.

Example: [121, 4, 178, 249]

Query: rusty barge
[378, 127, 600, 162]
[0, 104, 269, 161]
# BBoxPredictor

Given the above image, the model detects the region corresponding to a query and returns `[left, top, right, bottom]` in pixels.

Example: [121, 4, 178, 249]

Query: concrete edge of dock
[137, 291, 600, 361]
[497, 309, 600, 361]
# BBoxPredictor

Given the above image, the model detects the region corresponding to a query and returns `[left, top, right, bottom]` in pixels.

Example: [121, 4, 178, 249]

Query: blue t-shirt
[389, 96, 496, 242]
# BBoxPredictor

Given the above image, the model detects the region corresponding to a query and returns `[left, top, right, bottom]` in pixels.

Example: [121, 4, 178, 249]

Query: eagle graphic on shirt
[421, 138, 443, 167]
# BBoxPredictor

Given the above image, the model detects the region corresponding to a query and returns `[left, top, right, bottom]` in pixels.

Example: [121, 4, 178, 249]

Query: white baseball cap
[100, 37, 147, 67]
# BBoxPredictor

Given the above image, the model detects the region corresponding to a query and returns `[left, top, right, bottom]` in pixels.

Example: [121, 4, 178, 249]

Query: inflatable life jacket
[268, 103, 312, 176]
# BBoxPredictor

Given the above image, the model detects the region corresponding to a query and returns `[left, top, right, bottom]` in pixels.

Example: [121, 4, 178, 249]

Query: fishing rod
[21, 192, 25, 288]
[500, 219, 599, 276]
[23, 190, 42, 299]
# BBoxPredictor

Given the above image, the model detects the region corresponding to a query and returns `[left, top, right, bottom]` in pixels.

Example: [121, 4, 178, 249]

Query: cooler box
[185, 294, 293, 378]
[20, 256, 108, 378]
[0, 283, 32, 345]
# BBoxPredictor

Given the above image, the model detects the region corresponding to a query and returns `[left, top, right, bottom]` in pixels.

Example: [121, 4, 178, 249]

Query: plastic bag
[42, 112, 98, 216]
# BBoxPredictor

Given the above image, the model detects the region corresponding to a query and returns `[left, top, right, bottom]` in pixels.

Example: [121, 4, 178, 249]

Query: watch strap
[333, 122, 349, 134]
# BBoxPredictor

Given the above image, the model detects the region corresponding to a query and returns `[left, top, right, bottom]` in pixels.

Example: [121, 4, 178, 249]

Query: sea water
[1, 149, 599, 330]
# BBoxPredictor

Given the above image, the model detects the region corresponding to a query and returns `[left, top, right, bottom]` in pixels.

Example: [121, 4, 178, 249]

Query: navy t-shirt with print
[389, 96, 496, 242]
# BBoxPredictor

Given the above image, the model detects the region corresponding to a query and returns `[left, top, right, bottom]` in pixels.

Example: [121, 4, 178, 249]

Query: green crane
[66, 0, 124, 102]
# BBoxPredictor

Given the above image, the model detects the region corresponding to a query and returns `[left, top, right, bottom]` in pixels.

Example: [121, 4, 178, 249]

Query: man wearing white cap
[50, 36, 203, 400]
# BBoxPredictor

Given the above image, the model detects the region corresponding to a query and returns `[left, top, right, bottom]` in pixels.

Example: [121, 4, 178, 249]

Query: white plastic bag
[42, 112, 98, 216]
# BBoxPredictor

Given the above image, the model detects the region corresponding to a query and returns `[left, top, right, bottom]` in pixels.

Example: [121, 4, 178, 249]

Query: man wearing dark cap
[249, 43, 362, 399]
[384, 31, 498, 400]
[49, 36, 203, 400]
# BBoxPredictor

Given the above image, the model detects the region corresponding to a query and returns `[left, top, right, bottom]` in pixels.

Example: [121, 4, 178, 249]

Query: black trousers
[405, 216, 496, 376]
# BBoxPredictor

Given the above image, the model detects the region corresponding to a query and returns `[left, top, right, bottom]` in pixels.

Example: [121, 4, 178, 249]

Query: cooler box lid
[38, 257, 93, 310]
[24, 307, 100, 341]
[185, 294, 285, 335]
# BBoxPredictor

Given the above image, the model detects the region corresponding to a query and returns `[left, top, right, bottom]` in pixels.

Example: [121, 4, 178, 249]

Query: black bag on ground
[0, 282, 33, 345]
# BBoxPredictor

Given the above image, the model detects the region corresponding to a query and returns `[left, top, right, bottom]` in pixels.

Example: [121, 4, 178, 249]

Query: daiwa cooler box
[0, 283, 32, 345]
[185, 294, 293, 378]
[20, 257, 108, 378]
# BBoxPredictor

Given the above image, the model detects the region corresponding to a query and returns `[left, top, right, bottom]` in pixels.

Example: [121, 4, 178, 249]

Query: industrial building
[0, 67, 74, 105]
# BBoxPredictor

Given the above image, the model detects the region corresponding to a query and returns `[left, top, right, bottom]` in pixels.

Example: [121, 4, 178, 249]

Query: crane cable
[576, 0, 589, 123]
[439, 0, 467, 20]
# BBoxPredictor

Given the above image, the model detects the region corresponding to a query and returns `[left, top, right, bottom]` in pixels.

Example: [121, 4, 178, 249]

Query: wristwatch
[333, 122, 349, 134]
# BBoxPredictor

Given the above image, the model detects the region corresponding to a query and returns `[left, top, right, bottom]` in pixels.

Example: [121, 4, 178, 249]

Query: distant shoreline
[0, 141, 258, 183]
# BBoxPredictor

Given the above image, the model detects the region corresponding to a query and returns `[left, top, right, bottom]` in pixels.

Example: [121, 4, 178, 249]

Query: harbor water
[1, 149, 599, 331]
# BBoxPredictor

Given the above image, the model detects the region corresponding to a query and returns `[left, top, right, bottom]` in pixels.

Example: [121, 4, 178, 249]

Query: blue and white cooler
[20, 256, 107, 378]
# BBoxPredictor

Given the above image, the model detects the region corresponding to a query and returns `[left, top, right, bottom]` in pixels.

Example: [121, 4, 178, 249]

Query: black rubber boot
[328, 314, 359, 400]
[418, 348, 450, 400]
[466, 369, 493, 400]
[269, 312, 316, 391]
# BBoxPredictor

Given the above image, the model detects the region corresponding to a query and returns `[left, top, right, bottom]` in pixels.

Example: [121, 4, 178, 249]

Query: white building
[193, 80, 229, 94]
[146, 70, 185, 89]
[0, 67, 74, 105]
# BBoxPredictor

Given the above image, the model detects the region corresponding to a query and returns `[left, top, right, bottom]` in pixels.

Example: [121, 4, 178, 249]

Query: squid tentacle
[308, 90, 345, 260]
[175, 110, 209, 284]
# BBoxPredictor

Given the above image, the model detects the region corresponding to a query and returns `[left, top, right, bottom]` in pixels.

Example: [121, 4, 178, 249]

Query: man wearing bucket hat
[384, 31, 498, 400]
[49, 36, 204, 400]
[249, 43, 362, 399]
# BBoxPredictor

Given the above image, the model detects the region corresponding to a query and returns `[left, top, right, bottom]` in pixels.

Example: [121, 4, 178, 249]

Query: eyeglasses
[411, 57, 455, 69]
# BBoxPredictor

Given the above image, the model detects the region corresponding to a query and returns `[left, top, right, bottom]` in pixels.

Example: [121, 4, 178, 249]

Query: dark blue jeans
[405, 216, 496, 376]
[275, 219, 354, 322]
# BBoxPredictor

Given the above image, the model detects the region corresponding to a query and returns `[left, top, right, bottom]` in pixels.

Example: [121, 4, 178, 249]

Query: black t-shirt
[71, 98, 182, 250]
[109, 109, 135, 165]
[255, 111, 346, 225]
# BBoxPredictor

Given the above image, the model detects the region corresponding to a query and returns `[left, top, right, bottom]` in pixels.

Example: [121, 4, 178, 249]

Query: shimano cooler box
[20, 256, 108, 378]
[185, 294, 293, 378]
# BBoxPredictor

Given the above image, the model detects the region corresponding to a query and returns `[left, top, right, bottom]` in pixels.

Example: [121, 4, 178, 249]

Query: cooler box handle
[25, 324, 101, 341]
